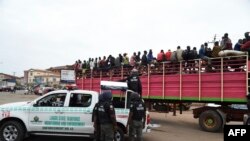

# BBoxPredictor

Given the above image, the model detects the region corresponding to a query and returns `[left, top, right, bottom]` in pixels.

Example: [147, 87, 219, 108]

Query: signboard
[60, 70, 75, 83]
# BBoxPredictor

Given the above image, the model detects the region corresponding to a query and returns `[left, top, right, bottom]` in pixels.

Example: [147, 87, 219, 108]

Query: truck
[0, 80, 16, 92]
[76, 55, 250, 132]
[0, 84, 151, 141]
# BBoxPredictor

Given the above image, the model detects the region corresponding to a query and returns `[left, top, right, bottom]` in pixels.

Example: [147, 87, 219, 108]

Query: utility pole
[206, 34, 217, 46]
[213, 34, 217, 42]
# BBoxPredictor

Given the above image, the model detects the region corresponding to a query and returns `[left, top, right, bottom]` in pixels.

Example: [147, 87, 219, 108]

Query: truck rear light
[146, 114, 151, 125]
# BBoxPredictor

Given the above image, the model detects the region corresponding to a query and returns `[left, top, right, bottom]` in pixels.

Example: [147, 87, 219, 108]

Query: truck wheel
[0, 120, 25, 141]
[199, 110, 222, 132]
[115, 126, 124, 141]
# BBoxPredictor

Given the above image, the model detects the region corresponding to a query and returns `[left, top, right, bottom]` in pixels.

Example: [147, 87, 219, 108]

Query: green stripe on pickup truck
[0, 107, 129, 114]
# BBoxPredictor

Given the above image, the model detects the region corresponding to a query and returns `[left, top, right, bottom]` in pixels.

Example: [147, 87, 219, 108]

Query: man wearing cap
[97, 91, 117, 141]
[126, 92, 146, 141]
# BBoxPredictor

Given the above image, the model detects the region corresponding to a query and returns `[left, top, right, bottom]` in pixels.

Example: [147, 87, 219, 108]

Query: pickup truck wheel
[0, 121, 25, 141]
[115, 127, 124, 141]
[199, 110, 222, 132]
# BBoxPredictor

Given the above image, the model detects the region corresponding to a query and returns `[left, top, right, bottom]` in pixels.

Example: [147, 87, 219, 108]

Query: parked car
[34, 86, 55, 95]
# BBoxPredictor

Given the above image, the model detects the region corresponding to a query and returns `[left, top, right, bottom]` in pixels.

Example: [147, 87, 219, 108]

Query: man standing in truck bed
[121, 68, 142, 108]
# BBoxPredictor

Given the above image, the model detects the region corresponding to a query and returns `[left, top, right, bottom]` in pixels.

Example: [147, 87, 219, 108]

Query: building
[0, 73, 21, 88]
[34, 74, 60, 86]
[47, 65, 74, 75]
[0, 73, 20, 81]
[19, 77, 25, 86]
[24, 69, 60, 86]
[24, 64, 74, 86]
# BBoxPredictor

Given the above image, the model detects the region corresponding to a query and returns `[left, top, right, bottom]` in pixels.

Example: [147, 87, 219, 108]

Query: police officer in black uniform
[97, 91, 117, 141]
[121, 68, 142, 108]
[126, 92, 146, 141]
[247, 94, 250, 111]
[92, 94, 104, 141]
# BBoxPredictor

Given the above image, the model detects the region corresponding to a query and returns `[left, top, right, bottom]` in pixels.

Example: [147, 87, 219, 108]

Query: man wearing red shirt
[165, 49, 172, 61]
[157, 50, 165, 62]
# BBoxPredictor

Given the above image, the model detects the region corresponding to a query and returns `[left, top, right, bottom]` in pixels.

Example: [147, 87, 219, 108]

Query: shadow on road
[24, 135, 92, 141]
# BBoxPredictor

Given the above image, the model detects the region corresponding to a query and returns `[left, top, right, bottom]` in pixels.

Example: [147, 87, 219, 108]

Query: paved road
[0, 92, 238, 141]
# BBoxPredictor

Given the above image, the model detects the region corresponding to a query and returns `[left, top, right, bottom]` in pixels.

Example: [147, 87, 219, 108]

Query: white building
[24, 69, 60, 86]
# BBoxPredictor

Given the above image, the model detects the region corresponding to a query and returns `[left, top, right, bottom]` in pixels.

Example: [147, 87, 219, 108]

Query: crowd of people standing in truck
[73, 32, 250, 77]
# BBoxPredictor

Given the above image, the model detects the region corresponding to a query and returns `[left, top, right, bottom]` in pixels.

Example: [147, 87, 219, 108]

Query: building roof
[47, 65, 74, 70]
[24, 68, 53, 73]
[25, 68, 47, 72]
[0, 73, 20, 79]
[34, 74, 60, 78]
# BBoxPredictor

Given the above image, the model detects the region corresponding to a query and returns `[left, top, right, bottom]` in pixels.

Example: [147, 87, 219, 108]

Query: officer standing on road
[121, 68, 142, 108]
[92, 94, 104, 141]
[247, 94, 250, 111]
[97, 91, 117, 141]
[126, 92, 146, 141]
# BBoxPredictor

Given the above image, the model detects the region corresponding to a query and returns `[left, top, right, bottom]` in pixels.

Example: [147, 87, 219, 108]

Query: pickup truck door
[64, 92, 94, 134]
[28, 92, 68, 132]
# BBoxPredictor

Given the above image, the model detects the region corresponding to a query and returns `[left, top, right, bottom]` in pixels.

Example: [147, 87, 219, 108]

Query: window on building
[30, 72, 33, 76]
[53, 77, 56, 82]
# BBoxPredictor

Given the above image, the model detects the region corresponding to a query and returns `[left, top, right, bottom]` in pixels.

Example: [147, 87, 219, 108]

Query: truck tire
[199, 110, 222, 132]
[115, 126, 124, 141]
[0, 120, 25, 141]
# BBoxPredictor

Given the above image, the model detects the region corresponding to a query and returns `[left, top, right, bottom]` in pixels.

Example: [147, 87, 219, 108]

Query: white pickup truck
[0, 89, 150, 141]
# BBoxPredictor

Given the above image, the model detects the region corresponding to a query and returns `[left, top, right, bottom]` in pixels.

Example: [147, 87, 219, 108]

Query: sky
[0, 0, 250, 77]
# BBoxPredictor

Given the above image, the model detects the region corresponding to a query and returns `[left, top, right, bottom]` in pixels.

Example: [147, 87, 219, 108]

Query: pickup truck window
[69, 93, 92, 107]
[37, 93, 66, 107]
